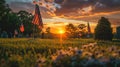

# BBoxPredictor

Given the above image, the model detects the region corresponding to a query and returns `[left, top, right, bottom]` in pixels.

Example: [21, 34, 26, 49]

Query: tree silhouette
[17, 11, 34, 36]
[95, 17, 113, 41]
[46, 27, 51, 34]
[65, 23, 77, 38]
[78, 24, 87, 38]
[116, 26, 120, 39]
[0, 0, 6, 19]
[0, 0, 7, 31]
[0, 0, 43, 38]
[0, 1, 19, 37]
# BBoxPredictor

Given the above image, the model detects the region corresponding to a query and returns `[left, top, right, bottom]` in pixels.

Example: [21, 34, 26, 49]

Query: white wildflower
[74, 47, 78, 51]
[68, 47, 73, 51]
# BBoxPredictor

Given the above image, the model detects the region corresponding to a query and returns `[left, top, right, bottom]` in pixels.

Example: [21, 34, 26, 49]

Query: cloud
[7, 0, 120, 25]
[8, 2, 33, 12]
[6, 0, 32, 3]
[8, 0, 120, 17]
[7, 0, 61, 18]
[8, 1, 54, 18]
[55, 0, 120, 15]
[53, 0, 120, 25]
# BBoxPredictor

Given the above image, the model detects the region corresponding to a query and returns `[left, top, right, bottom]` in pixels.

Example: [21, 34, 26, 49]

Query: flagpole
[33, 23, 36, 39]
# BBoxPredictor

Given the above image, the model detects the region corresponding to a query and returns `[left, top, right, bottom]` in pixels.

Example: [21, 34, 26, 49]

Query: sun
[59, 29, 65, 34]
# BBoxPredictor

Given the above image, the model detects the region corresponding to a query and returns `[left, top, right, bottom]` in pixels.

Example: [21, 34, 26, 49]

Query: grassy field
[0, 38, 120, 67]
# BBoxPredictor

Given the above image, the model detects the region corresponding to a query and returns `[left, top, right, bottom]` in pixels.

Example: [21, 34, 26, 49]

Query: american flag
[32, 4, 43, 30]
[20, 23, 24, 33]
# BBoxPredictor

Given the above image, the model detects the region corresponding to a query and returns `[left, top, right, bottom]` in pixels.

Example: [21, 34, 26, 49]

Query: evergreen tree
[95, 17, 113, 41]
[116, 26, 120, 39]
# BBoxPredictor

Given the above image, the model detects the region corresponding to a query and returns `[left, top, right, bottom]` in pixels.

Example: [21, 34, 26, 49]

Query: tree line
[0, 0, 40, 38]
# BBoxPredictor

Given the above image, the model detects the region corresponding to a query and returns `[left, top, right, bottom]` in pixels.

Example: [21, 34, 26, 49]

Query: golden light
[59, 29, 65, 46]
[59, 30, 65, 34]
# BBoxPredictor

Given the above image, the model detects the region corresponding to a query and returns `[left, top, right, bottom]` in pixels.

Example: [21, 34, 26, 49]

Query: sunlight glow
[59, 30, 65, 34]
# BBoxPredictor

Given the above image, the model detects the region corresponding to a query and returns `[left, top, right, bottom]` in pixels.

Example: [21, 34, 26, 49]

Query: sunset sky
[6, 0, 120, 33]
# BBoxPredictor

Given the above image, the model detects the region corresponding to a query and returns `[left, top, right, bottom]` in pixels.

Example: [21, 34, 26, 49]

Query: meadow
[0, 38, 120, 67]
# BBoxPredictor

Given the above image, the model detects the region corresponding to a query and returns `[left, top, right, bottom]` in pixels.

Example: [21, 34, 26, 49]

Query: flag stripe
[20, 24, 24, 32]
[32, 4, 43, 30]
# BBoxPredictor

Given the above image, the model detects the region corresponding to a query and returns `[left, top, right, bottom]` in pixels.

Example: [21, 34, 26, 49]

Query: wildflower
[94, 51, 101, 56]
[82, 51, 92, 57]
[67, 51, 74, 56]
[51, 55, 57, 61]
[59, 49, 66, 55]
[109, 46, 117, 52]
[36, 54, 42, 59]
[97, 53, 103, 58]
[112, 52, 118, 57]
[94, 46, 99, 50]
[16, 55, 23, 62]
[74, 47, 78, 51]
[93, 42, 97, 45]
[89, 43, 95, 47]
[82, 45, 88, 49]
[40, 57, 46, 63]
[54, 54, 64, 63]
[36, 54, 46, 64]
[36, 57, 46, 67]
[68, 47, 73, 51]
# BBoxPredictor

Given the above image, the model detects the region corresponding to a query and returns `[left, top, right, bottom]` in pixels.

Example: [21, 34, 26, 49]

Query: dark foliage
[95, 17, 113, 41]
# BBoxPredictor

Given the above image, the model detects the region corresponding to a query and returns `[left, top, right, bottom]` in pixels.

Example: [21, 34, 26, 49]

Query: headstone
[1, 31, 8, 38]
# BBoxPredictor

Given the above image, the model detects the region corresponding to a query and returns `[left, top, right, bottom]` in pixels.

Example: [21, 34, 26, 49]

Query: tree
[0, 0, 37, 37]
[1, 12, 20, 37]
[17, 11, 34, 36]
[0, 0, 7, 31]
[78, 24, 86, 30]
[116, 26, 120, 39]
[95, 17, 113, 41]
[45, 27, 53, 38]
[78, 24, 87, 38]
[46, 27, 51, 34]
[0, 1, 19, 37]
[0, 0, 6, 20]
[65, 23, 77, 38]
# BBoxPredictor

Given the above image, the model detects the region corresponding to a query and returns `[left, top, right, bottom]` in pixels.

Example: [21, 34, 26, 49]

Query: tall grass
[0, 38, 120, 67]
